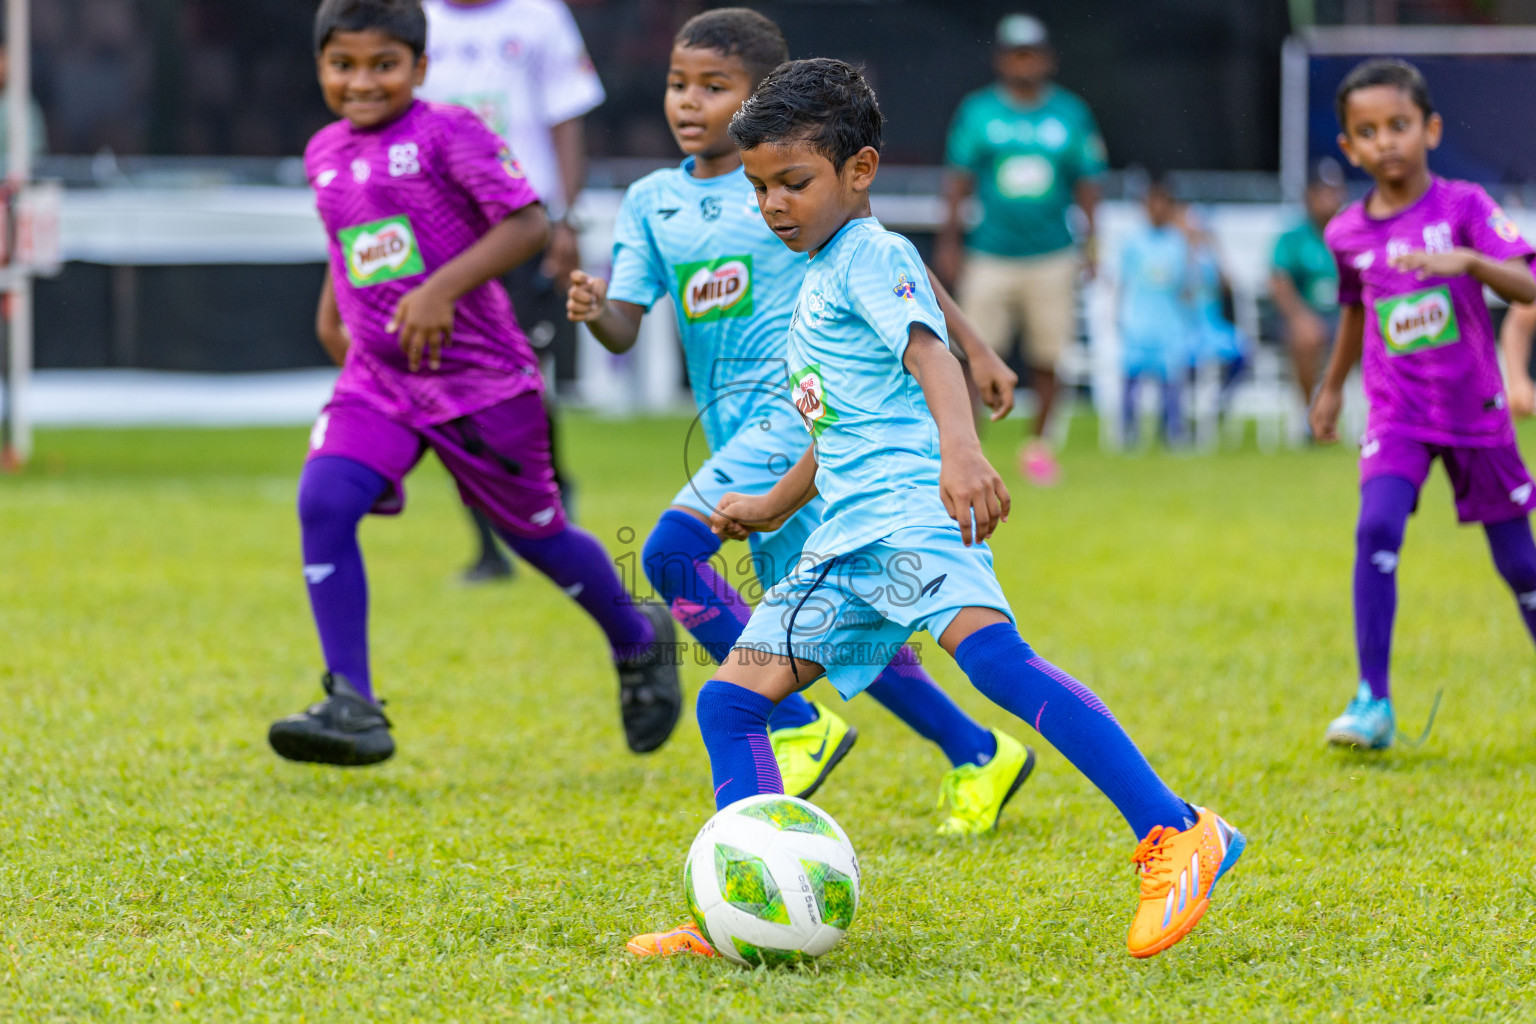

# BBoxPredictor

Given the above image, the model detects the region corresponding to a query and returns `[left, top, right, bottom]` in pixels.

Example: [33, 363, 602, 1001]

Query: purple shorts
[306, 390, 567, 538]
[1360, 429, 1536, 524]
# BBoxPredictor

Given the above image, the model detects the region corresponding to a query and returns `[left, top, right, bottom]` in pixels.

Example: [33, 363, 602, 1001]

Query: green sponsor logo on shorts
[338, 215, 425, 288]
[675, 255, 753, 322]
[791, 364, 839, 438]
[1376, 284, 1459, 356]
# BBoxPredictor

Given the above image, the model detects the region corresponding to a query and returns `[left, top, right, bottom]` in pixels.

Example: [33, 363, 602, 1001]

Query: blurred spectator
[1271, 161, 1345, 407]
[937, 12, 1106, 486]
[1117, 177, 1191, 448]
[0, 36, 47, 175]
[47, 0, 149, 153]
[1183, 206, 1248, 417]
[1498, 302, 1536, 418]
[419, 0, 605, 583]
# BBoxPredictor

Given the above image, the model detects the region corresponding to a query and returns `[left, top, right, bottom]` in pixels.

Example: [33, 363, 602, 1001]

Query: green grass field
[2, 417, 1534, 1022]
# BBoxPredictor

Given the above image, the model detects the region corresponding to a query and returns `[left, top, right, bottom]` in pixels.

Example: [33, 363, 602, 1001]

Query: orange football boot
[626, 921, 717, 958]
[1126, 806, 1245, 958]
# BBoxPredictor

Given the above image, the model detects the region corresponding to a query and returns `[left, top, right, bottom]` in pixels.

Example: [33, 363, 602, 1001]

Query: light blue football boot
[1324, 681, 1395, 749]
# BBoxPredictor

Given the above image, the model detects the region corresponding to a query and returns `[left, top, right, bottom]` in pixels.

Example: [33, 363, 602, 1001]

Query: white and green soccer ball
[684, 793, 860, 967]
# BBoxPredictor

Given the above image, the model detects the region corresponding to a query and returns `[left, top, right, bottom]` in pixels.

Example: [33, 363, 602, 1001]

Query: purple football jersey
[1327, 176, 1535, 447]
[305, 100, 544, 426]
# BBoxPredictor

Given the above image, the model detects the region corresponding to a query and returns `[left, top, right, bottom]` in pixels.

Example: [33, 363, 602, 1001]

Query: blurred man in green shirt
[1269, 161, 1344, 408]
[937, 13, 1105, 486]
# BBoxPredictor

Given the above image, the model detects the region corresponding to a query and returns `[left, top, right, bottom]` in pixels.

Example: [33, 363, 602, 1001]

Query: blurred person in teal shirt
[1270, 161, 1344, 408]
[937, 13, 1106, 487]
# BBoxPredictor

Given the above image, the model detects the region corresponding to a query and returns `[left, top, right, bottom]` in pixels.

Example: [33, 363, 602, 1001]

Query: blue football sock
[864, 645, 995, 767]
[696, 680, 784, 810]
[956, 622, 1192, 838]
[644, 510, 818, 730]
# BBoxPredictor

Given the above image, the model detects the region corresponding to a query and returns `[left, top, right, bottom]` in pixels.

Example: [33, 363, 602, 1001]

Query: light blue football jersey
[1117, 223, 1193, 359]
[786, 217, 956, 559]
[608, 158, 809, 450]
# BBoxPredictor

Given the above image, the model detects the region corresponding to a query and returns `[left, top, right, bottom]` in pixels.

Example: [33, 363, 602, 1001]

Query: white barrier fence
[24, 185, 1536, 437]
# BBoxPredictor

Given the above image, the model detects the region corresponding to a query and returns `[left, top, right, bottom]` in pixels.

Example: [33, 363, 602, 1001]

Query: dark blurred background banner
[41, 0, 1289, 170]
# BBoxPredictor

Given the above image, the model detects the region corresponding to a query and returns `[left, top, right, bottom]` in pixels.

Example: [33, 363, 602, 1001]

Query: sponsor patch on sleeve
[1489, 206, 1523, 244]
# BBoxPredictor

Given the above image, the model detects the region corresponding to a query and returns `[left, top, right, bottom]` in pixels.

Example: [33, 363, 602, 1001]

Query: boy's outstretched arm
[1501, 302, 1536, 417]
[903, 324, 1011, 546]
[709, 444, 819, 541]
[566, 270, 645, 353]
[1389, 249, 1536, 305]
[927, 268, 1017, 420]
[389, 203, 551, 372]
[315, 272, 350, 367]
[1309, 302, 1364, 443]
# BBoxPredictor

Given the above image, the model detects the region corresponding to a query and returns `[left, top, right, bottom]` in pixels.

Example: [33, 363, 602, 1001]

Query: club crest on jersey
[388, 142, 420, 178]
[700, 196, 722, 222]
[893, 273, 916, 301]
[791, 364, 839, 438]
[351, 158, 371, 183]
[675, 255, 753, 322]
[1376, 285, 1459, 355]
[339, 214, 426, 287]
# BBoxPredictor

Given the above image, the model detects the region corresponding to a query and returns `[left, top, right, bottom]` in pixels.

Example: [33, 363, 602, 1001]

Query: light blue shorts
[733, 523, 1014, 699]
[669, 413, 822, 591]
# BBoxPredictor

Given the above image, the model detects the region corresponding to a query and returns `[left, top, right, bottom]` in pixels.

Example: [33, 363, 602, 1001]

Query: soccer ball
[683, 793, 860, 967]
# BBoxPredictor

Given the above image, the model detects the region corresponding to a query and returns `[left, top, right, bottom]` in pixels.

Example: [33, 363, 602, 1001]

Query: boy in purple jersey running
[1311, 59, 1536, 750]
[268, 0, 681, 767]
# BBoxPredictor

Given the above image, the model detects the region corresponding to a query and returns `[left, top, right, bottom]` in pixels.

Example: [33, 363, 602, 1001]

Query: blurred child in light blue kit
[1184, 207, 1249, 419]
[1116, 177, 1192, 446]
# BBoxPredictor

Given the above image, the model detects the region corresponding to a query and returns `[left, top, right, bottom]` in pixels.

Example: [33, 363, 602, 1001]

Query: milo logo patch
[1375, 285, 1459, 355]
[338, 215, 425, 288]
[791, 364, 839, 438]
[676, 256, 753, 322]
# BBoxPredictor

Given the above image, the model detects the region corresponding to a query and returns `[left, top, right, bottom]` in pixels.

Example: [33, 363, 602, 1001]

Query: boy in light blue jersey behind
[568, 10, 1031, 835]
[630, 58, 1244, 961]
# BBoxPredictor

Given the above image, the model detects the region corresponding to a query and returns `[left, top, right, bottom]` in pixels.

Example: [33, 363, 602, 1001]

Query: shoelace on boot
[1129, 825, 1178, 897]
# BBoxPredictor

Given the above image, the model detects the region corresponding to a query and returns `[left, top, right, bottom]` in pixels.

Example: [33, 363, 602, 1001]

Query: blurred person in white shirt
[420, 0, 605, 582]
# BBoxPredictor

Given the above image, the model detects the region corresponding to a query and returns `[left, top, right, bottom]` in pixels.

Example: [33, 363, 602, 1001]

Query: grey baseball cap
[995, 13, 1049, 50]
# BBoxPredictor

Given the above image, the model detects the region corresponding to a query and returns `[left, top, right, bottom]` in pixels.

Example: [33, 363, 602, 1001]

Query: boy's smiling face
[318, 29, 425, 130]
[664, 44, 756, 162]
[1337, 84, 1441, 188]
[741, 139, 879, 255]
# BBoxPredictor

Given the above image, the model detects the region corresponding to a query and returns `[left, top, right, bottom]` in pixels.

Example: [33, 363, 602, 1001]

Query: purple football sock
[697, 679, 784, 809]
[1485, 516, 1536, 643]
[498, 523, 654, 661]
[297, 456, 387, 701]
[864, 645, 995, 767]
[642, 509, 819, 729]
[957, 622, 1192, 838]
[643, 510, 753, 662]
[1355, 476, 1417, 700]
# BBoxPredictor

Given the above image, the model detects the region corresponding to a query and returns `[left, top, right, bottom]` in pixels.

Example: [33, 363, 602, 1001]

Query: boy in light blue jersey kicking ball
[629, 58, 1244, 961]
[569, 10, 1032, 835]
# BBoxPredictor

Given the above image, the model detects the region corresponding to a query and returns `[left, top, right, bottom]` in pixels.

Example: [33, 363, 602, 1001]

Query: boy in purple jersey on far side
[268, 0, 682, 766]
[1311, 59, 1536, 749]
